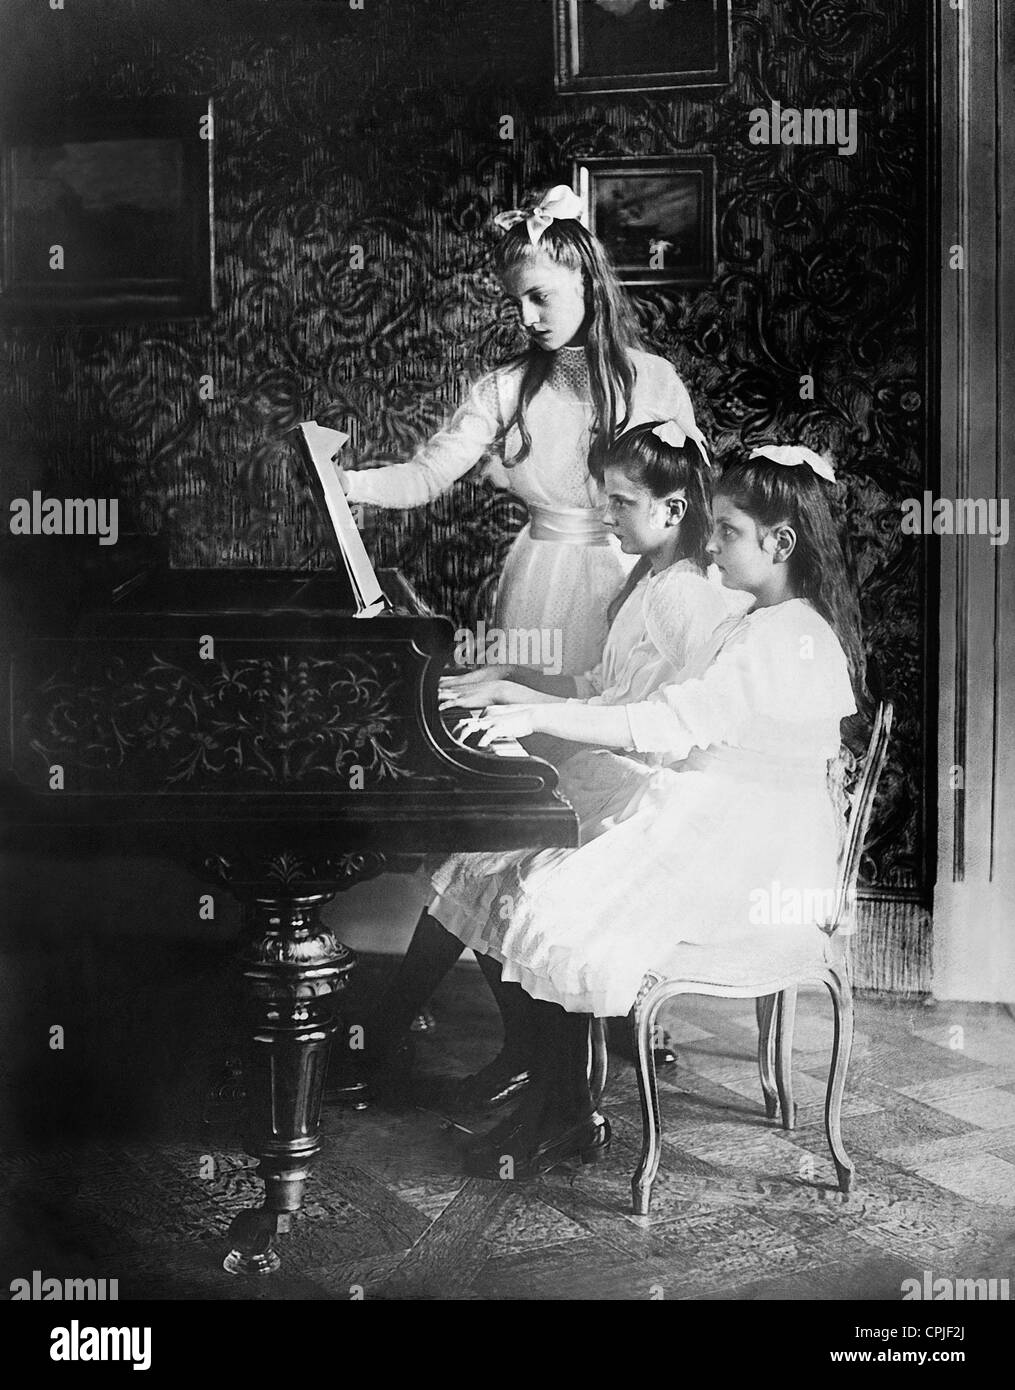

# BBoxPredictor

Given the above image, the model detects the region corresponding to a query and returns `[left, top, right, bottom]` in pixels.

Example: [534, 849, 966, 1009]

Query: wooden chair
[590, 702, 893, 1217]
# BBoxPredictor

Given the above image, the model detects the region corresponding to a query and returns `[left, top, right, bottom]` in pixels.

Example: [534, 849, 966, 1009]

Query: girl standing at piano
[335, 186, 697, 677]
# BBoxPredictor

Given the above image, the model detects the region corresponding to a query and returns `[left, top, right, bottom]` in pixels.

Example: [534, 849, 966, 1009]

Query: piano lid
[103, 566, 425, 621]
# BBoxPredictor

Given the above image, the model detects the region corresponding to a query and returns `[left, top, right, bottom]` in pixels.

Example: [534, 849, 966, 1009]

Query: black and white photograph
[0, 0, 1012, 1351]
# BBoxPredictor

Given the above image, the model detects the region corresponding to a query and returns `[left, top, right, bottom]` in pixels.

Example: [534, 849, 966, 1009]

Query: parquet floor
[1, 946, 1013, 1301]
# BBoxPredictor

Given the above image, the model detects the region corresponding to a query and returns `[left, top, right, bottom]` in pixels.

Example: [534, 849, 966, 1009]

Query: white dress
[344, 347, 696, 675]
[429, 558, 745, 964]
[430, 599, 857, 1018]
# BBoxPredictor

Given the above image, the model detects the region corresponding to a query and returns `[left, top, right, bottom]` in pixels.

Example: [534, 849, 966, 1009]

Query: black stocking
[474, 952, 535, 1069]
[545, 1004, 597, 1126]
[366, 908, 464, 1059]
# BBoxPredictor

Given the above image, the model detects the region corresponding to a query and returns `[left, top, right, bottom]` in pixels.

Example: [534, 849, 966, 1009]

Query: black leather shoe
[460, 1111, 527, 1162]
[464, 1114, 611, 1179]
[433, 1055, 533, 1112]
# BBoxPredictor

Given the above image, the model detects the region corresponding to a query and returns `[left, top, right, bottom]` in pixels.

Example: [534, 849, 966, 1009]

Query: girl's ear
[770, 522, 798, 564]
[664, 494, 687, 526]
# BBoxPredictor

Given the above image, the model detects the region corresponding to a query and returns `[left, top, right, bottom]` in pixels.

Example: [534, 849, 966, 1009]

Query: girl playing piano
[336, 186, 697, 677]
[361, 420, 745, 1107]
[429, 446, 866, 1176]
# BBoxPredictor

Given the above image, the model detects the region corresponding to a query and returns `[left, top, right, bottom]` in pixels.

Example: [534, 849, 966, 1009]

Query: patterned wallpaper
[0, 0, 932, 905]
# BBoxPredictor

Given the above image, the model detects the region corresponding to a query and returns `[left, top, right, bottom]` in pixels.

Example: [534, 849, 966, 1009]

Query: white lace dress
[344, 347, 696, 675]
[430, 599, 857, 1017]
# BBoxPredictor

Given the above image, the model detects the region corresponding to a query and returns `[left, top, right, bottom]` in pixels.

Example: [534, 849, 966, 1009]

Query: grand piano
[0, 540, 578, 1273]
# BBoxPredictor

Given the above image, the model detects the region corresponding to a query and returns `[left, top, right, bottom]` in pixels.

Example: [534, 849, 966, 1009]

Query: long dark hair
[493, 213, 641, 471]
[594, 422, 715, 626]
[715, 455, 868, 704]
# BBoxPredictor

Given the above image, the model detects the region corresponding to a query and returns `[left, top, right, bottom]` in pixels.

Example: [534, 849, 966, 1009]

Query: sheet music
[294, 421, 388, 618]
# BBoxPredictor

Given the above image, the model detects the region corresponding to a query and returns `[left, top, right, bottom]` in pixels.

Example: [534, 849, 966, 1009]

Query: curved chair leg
[631, 999, 663, 1217]
[589, 1016, 608, 1108]
[775, 988, 797, 1131]
[756, 994, 779, 1119]
[824, 968, 855, 1192]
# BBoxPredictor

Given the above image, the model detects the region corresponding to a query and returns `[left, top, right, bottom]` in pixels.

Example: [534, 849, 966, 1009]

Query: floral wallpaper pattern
[0, 0, 932, 901]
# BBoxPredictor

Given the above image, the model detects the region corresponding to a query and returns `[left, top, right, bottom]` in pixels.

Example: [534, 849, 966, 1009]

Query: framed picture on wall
[575, 156, 717, 288]
[554, 0, 732, 95]
[0, 98, 215, 326]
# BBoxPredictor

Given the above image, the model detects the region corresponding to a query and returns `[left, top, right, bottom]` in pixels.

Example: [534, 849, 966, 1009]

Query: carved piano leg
[223, 892, 355, 1276]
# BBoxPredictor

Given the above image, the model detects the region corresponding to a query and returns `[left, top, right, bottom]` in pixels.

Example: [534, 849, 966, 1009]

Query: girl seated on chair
[361, 419, 747, 1106]
[429, 445, 867, 1176]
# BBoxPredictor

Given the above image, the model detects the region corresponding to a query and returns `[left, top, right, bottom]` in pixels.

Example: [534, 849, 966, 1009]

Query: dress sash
[528, 504, 611, 546]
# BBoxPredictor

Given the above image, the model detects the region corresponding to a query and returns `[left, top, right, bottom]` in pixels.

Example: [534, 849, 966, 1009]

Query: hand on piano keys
[442, 703, 538, 754]
[441, 705, 530, 758]
[438, 672, 538, 711]
[441, 663, 514, 688]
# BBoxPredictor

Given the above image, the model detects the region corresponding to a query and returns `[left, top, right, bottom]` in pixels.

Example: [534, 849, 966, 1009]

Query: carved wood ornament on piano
[0, 423, 578, 1274]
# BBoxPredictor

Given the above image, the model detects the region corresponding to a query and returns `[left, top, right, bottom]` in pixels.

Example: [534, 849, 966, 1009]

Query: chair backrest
[824, 701, 894, 937]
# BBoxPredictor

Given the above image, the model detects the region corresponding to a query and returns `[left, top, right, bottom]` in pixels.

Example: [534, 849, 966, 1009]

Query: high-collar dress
[430, 599, 857, 1018]
[344, 346, 696, 675]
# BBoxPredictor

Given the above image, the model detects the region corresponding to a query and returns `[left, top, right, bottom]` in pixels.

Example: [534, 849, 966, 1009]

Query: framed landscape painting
[575, 156, 717, 288]
[0, 98, 214, 326]
[554, 0, 732, 95]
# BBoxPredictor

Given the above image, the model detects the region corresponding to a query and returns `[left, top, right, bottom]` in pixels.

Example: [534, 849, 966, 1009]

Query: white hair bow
[749, 444, 836, 484]
[652, 420, 688, 448]
[649, 418, 711, 467]
[494, 185, 585, 245]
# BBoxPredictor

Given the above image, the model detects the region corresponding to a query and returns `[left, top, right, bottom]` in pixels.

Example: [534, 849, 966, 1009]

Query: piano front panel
[1, 567, 579, 855]
[11, 635, 459, 797]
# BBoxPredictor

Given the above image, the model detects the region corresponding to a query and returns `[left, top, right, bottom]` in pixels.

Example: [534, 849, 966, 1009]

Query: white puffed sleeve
[624, 604, 857, 759]
[344, 372, 504, 508]
[628, 353, 697, 430]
